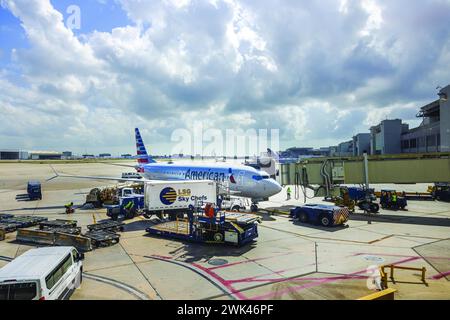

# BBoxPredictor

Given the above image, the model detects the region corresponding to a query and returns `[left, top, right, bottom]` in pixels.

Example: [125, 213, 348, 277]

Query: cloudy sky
[0, 0, 449, 156]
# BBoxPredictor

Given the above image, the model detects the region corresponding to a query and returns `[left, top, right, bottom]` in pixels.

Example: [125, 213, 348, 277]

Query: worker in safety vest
[124, 200, 135, 216]
[287, 187, 292, 200]
[391, 193, 397, 207]
[64, 202, 74, 214]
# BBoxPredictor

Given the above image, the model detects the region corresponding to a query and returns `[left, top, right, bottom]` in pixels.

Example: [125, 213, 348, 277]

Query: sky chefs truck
[144, 180, 217, 219]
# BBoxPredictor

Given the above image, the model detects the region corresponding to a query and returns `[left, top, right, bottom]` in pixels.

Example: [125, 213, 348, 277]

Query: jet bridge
[280, 152, 450, 187]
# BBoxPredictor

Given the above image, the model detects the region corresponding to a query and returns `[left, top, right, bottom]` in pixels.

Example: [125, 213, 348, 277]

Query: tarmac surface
[0, 161, 449, 300]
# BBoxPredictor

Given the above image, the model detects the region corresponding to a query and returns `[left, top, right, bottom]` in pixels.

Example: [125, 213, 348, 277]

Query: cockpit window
[253, 175, 270, 181]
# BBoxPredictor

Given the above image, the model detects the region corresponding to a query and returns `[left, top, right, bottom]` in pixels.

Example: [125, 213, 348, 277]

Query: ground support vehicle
[380, 190, 408, 210]
[85, 184, 144, 208]
[27, 181, 42, 200]
[146, 209, 259, 246]
[290, 204, 350, 227]
[428, 183, 450, 202]
[0, 246, 84, 300]
[346, 187, 379, 213]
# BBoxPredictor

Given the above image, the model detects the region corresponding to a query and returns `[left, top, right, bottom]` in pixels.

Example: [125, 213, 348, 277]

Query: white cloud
[0, 0, 449, 154]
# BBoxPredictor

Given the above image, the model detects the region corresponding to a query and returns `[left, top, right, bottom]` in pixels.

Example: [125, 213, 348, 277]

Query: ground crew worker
[391, 192, 398, 208]
[123, 200, 135, 219]
[64, 202, 74, 214]
[287, 187, 292, 200]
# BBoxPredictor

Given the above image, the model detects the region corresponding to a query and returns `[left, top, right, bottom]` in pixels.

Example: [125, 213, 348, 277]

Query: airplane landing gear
[250, 204, 258, 213]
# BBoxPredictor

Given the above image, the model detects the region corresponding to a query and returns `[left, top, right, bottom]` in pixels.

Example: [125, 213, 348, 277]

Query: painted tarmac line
[207, 250, 306, 271]
[259, 224, 380, 245]
[430, 271, 450, 280]
[247, 256, 421, 300]
[82, 273, 151, 300]
[354, 252, 450, 261]
[145, 255, 238, 300]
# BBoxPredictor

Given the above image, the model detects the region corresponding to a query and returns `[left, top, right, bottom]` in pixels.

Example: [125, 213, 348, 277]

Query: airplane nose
[266, 179, 282, 195]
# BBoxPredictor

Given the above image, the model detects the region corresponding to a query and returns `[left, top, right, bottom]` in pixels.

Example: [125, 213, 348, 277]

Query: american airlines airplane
[51, 128, 282, 211]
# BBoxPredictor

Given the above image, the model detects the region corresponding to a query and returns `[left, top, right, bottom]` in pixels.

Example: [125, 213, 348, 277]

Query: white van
[0, 246, 84, 300]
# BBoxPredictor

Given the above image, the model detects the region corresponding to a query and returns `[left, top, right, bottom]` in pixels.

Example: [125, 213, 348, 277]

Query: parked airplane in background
[50, 128, 282, 211]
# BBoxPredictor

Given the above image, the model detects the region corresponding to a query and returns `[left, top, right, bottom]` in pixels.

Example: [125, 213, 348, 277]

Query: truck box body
[144, 180, 217, 212]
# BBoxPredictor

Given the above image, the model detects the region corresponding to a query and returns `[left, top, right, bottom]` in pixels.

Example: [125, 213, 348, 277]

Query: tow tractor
[145, 204, 260, 246]
[380, 189, 408, 210]
[429, 183, 450, 202]
[341, 187, 379, 213]
[290, 204, 350, 227]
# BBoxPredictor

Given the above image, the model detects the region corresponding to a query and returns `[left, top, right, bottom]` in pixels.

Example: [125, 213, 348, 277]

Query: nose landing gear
[250, 204, 259, 213]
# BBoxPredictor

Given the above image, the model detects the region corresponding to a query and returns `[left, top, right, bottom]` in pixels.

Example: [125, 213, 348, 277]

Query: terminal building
[328, 84, 450, 157]
[29, 151, 62, 160]
[369, 85, 449, 155]
[0, 150, 29, 160]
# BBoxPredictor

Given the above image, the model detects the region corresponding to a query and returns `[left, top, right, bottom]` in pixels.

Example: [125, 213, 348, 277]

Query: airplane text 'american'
[184, 169, 226, 182]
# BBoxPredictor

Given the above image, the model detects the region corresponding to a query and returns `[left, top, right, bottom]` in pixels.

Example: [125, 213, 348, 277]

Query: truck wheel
[319, 214, 331, 227]
[231, 205, 241, 212]
[299, 212, 309, 223]
[369, 203, 380, 213]
[213, 233, 224, 242]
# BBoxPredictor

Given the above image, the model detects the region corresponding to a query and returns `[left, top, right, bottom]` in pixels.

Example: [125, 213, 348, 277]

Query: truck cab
[27, 181, 42, 200]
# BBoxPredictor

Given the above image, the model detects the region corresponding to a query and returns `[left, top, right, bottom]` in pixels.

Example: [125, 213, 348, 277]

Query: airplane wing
[47, 165, 145, 183]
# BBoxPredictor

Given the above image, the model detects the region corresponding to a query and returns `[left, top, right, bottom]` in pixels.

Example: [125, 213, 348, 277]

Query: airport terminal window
[409, 139, 417, 148]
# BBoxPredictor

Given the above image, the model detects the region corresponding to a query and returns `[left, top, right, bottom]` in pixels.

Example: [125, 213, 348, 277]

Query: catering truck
[143, 180, 218, 219]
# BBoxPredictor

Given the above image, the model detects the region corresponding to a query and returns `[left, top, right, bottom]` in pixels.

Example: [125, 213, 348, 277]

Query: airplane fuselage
[140, 162, 282, 201]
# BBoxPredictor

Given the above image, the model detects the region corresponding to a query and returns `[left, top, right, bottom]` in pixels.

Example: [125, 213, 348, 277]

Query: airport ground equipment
[87, 220, 124, 233]
[379, 265, 427, 290]
[83, 230, 120, 248]
[146, 208, 259, 246]
[85, 184, 144, 208]
[333, 187, 356, 213]
[39, 219, 78, 230]
[379, 190, 408, 210]
[346, 187, 379, 213]
[428, 183, 450, 202]
[144, 180, 218, 215]
[27, 181, 42, 200]
[289, 204, 350, 227]
[0, 215, 48, 232]
[105, 195, 145, 220]
[219, 196, 247, 212]
[357, 288, 397, 300]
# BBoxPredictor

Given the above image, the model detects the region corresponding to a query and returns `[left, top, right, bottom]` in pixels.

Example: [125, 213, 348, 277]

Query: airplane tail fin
[135, 128, 156, 164]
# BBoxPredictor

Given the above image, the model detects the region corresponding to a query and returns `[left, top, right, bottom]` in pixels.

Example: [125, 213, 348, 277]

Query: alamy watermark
[170, 122, 279, 163]
[66, 5, 81, 30]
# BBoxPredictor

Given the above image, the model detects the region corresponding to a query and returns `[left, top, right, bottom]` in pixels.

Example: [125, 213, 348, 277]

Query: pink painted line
[231, 275, 368, 284]
[191, 262, 249, 300]
[207, 250, 306, 271]
[430, 271, 450, 280]
[354, 252, 450, 261]
[248, 256, 420, 300]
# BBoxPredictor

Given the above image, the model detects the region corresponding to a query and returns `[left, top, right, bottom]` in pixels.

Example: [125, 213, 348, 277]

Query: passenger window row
[45, 254, 72, 290]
